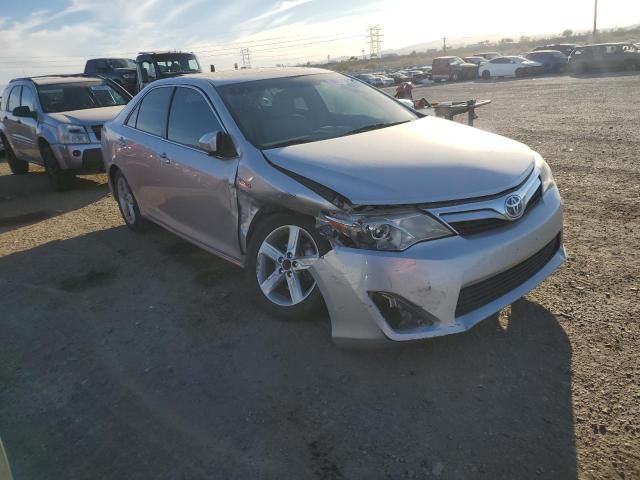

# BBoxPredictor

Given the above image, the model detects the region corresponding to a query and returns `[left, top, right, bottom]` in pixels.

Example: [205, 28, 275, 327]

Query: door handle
[159, 152, 171, 164]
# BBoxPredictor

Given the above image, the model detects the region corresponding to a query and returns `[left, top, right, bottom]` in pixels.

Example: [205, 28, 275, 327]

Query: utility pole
[367, 25, 384, 58]
[593, 0, 598, 39]
[240, 48, 251, 69]
[442, 36, 447, 55]
[361, 48, 365, 60]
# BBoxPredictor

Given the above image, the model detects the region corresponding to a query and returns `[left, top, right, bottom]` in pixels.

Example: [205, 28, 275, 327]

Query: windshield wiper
[344, 120, 411, 136]
[263, 137, 315, 149]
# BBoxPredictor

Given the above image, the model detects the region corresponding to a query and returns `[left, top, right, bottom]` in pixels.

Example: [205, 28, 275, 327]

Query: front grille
[449, 185, 543, 237]
[455, 233, 561, 317]
[82, 148, 105, 172]
[91, 125, 102, 141]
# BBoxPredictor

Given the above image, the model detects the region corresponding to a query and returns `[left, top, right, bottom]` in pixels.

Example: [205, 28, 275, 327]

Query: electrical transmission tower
[367, 25, 383, 58]
[240, 48, 251, 69]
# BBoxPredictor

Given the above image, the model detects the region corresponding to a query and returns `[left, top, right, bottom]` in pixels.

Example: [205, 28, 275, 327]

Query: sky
[0, 0, 639, 88]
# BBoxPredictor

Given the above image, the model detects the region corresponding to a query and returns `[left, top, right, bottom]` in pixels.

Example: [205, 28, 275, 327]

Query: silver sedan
[101, 68, 565, 345]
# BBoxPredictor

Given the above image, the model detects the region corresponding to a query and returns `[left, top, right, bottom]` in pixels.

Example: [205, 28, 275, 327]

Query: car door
[488, 58, 506, 76]
[12, 85, 40, 162]
[153, 86, 239, 258]
[3, 86, 22, 154]
[116, 86, 174, 218]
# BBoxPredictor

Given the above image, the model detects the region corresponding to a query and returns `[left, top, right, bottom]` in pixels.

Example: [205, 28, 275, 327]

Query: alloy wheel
[256, 225, 320, 307]
[116, 176, 137, 225]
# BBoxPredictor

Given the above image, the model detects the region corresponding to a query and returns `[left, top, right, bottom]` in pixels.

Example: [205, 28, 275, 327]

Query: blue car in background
[525, 50, 569, 73]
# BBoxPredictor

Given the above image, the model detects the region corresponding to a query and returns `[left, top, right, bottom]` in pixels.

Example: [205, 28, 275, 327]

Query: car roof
[10, 75, 104, 86]
[151, 67, 333, 86]
[580, 42, 631, 48]
[529, 50, 564, 54]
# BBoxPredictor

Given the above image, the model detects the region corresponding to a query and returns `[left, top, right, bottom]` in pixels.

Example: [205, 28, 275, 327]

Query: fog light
[369, 292, 437, 331]
[72, 150, 81, 157]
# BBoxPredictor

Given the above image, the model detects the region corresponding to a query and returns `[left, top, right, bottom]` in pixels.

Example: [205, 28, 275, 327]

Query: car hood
[46, 106, 126, 126]
[263, 116, 535, 205]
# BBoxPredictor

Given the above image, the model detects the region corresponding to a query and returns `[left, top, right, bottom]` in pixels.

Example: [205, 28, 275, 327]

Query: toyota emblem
[504, 194, 525, 219]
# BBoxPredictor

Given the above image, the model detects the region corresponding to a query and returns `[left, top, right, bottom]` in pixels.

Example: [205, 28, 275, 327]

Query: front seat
[265, 90, 308, 142]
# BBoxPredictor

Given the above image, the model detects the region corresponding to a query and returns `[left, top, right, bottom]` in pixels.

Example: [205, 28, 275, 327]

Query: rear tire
[2, 137, 29, 174]
[246, 213, 330, 320]
[113, 170, 147, 232]
[41, 143, 74, 191]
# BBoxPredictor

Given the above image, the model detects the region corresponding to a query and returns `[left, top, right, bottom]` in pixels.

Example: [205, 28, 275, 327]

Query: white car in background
[479, 56, 543, 79]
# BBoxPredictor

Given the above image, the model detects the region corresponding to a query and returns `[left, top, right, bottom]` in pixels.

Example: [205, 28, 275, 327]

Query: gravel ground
[1, 72, 638, 480]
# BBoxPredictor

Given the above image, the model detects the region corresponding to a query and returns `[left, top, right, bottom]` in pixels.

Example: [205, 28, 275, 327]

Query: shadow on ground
[0, 226, 576, 479]
[0, 168, 108, 232]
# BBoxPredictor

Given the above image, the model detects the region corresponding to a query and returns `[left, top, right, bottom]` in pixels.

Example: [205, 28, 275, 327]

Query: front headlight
[322, 209, 453, 251]
[58, 124, 90, 144]
[534, 152, 555, 192]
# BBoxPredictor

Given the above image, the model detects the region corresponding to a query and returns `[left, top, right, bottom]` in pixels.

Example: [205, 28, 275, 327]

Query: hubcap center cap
[282, 259, 292, 270]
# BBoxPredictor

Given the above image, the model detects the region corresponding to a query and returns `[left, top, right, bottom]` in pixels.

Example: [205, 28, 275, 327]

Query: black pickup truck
[84, 58, 137, 94]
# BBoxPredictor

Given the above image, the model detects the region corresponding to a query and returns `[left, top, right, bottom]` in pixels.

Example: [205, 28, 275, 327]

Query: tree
[562, 29, 574, 37]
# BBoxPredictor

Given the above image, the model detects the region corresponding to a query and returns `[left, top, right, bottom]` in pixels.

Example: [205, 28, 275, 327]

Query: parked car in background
[135, 51, 202, 92]
[390, 72, 410, 83]
[479, 56, 543, 79]
[84, 58, 137, 94]
[525, 50, 568, 73]
[101, 67, 565, 344]
[463, 56, 488, 66]
[431, 57, 478, 81]
[0, 75, 131, 190]
[569, 43, 640, 73]
[355, 73, 393, 87]
[533, 44, 576, 57]
[473, 52, 501, 60]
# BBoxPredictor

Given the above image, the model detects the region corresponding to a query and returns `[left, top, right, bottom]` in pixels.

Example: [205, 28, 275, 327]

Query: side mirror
[198, 131, 221, 154]
[198, 131, 235, 157]
[13, 106, 36, 118]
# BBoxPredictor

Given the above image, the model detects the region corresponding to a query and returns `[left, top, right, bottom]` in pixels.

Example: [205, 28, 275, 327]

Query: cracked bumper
[311, 185, 565, 345]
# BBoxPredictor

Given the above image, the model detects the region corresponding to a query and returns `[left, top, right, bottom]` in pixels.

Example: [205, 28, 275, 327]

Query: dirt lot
[1, 73, 639, 480]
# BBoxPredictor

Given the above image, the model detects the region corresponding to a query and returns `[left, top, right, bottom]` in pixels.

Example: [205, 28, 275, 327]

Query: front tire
[2, 137, 29, 174]
[114, 170, 147, 232]
[451, 71, 460, 82]
[481, 70, 491, 80]
[41, 143, 74, 191]
[246, 214, 330, 320]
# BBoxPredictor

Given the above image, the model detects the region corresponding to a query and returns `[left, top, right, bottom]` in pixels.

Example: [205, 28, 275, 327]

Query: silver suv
[0, 75, 131, 190]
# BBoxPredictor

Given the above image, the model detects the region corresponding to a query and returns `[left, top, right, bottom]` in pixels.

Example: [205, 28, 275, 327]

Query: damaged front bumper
[311, 185, 565, 345]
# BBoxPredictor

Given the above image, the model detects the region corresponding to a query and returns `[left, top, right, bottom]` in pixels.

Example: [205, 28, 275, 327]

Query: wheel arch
[243, 203, 316, 255]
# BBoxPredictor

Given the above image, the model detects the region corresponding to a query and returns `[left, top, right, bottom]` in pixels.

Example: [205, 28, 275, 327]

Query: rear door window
[136, 87, 173, 137]
[167, 87, 222, 149]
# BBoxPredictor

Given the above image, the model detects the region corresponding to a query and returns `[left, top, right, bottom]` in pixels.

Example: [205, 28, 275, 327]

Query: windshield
[107, 58, 136, 69]
[217, 73, 418, 149]
[153, 54, 201, 75]
[37, 81, 129, 113]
